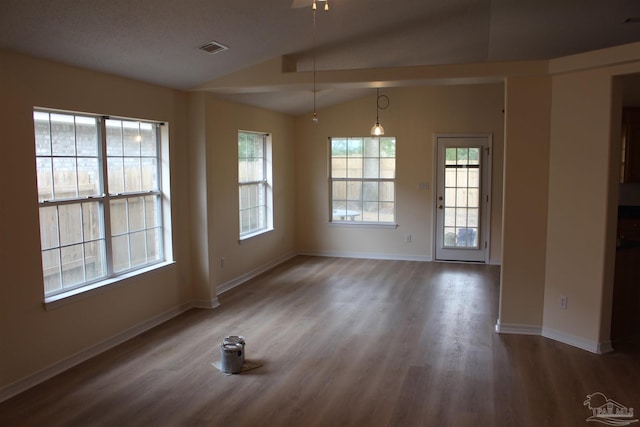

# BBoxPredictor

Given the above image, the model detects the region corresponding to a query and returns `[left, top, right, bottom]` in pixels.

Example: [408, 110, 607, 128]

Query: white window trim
[43, 260, 176, 310]
[34, 108, 173, 303]
[329, 136, 397, 225]
[238, 131, 273, 240]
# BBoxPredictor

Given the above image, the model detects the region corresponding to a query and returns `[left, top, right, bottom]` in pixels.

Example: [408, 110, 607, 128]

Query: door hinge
[485, 241, 487, 249]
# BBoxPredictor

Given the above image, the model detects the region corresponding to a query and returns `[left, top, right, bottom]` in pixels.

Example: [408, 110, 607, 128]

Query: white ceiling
[2, 0, 640, 115]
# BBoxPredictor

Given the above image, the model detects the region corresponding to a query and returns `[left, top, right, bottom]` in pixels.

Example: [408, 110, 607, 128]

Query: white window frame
[34, 108, 173, 305]
[238, 131, 273, 240]
[329, 136, 397, 226]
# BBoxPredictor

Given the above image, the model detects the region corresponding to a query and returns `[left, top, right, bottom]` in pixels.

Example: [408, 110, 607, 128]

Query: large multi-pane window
[238, 131, 272, 238]
[34, 109, 168, 298]
[330, 137, 396, 224]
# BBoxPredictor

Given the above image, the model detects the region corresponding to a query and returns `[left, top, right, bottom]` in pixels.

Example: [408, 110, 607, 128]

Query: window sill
[329, 222, 399, 229]
[43, 261, 176, 311]
[239, 227, 274, 242]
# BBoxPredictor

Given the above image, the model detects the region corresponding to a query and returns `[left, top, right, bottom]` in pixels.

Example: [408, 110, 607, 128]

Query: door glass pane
[469, 148, 480, 165]
[456, 188, 468, 206]
[456, 169, 468, 187]
[445, 148, 457, 165]
[442, 146, 481, 250]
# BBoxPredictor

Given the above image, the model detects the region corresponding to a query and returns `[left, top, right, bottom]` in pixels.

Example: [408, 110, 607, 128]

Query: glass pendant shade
[371, 121, 384, 136]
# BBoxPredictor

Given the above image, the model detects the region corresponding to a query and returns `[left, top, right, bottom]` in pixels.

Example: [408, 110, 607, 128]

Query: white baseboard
[542, 327, 613, 354]
[495, 321, 613, 354]
[191, 297, 220, 309]
[495, 320, 543, 335]
[1, 253, 295, 403]
[298, 250, 432, 262]
[216, 252, 297, 295]
[0, 301, 199, 403]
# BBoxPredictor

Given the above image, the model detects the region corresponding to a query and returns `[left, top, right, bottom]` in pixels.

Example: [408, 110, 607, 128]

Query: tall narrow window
[330, 137, 396, 224]
[34, 109, 169, 299]
[238, 131, 273, 239]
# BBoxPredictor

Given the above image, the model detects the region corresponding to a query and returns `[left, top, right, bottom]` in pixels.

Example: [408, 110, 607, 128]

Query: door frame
[432, 133, 492, 263]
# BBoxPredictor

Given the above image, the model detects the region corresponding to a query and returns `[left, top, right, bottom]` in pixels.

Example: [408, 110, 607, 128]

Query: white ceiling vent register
[199, 41, 229, 55]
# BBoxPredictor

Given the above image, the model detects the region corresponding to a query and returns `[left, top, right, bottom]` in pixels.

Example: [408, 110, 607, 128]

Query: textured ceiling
[2, 0, 640, 114]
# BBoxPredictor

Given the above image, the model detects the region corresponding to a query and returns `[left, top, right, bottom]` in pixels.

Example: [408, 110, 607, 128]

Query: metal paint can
[220, 343, 243, 374]
[223, 336, 246, 363]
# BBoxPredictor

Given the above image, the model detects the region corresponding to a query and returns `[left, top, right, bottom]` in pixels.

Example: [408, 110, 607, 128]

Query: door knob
[438, 205, 443, 209]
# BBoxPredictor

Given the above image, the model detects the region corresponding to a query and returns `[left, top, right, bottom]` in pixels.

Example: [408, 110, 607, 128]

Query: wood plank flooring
[1, 256, 639, 426]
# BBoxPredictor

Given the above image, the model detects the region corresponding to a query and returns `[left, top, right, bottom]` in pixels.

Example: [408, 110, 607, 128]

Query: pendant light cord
[313, 6, 317, 121]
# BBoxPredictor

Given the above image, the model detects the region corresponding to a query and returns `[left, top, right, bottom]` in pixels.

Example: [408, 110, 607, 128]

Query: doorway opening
[434, 134, 492, 263]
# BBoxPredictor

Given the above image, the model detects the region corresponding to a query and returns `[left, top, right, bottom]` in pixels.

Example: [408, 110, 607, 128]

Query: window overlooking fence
[34, 109, 171, 299]
[329, 137, 396, 224]
[238, 131, 273, 239]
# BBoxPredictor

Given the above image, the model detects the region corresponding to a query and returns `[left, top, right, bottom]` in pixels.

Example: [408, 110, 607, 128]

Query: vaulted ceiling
[2, 0, 640, 114]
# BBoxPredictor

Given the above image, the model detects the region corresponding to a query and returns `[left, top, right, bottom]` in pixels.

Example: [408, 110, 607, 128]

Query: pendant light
[371, 88, 389, 136]
[311, 0, 328, 123]
[312, 0, 329, 11]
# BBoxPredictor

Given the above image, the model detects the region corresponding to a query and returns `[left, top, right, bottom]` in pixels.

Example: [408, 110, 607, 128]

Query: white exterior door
[434, 135, 491, 262]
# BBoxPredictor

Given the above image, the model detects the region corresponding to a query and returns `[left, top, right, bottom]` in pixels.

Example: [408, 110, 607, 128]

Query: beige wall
[498, 76, 551, 330]
[542, 56, 640, 350]
[0, 50, 192, 388]
[294, 84, 505, 262]
[198, 94, 297, 293]
[544, 69, 615, 346]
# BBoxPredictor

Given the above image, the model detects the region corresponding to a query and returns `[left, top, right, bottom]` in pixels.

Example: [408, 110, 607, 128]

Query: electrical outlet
[560, 295, 568, 310]
[405, 234, 412, 243]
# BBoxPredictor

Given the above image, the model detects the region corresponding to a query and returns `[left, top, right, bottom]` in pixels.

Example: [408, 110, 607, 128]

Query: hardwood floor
[1, 256, 639, 426]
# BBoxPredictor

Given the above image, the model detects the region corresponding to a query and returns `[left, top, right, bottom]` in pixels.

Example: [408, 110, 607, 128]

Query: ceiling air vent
[199, 41, 229, 55]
